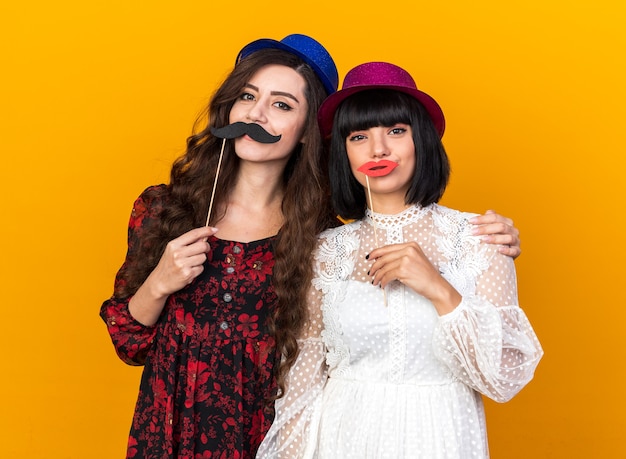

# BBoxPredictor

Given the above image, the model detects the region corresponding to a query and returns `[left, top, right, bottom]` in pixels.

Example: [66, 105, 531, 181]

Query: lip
[357, 160, 398, 177]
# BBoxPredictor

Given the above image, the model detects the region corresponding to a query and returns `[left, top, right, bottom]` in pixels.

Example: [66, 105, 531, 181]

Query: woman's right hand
[367, 241, 462, 315]
[148, 226, 218, 297]
[129, 226, 218, 326]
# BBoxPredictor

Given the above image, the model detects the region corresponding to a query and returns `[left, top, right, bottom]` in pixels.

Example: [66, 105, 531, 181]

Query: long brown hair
[116, 48, 338, 396]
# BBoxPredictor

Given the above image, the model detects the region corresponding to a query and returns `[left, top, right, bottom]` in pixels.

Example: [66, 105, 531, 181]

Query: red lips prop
[357, 160, 398, 177]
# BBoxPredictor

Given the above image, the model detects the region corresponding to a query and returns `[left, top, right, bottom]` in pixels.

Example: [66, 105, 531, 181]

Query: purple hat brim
[318, 84, 446, 139]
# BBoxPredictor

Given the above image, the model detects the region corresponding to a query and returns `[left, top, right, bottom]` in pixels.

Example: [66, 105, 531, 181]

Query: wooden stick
[205, 138, 226, 227]
[365, 175, 388, 307]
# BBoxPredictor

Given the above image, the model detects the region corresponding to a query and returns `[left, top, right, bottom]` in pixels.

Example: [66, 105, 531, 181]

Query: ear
[298, 123, 310, 145]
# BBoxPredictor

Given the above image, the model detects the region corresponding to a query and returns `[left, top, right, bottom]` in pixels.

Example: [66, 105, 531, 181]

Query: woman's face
[345, 123, 416, 201]
[229, 64, 309, 166]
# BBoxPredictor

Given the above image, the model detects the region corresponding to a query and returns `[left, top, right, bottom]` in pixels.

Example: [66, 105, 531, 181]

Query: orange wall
[1, 1, 624, 457]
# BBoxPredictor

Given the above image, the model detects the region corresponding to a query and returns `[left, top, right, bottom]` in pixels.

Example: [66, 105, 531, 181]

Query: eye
[348, 133, 367, 142]
[273, 101, 293, 111]
[389, 126, 407, 135]
[239, 92, 255, 101]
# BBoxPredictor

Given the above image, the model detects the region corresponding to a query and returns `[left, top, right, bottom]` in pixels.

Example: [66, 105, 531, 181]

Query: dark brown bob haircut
[328, 89, 450, 220]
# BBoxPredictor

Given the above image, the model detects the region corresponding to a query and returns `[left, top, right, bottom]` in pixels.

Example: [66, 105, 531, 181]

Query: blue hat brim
[236, 36, 338, 96]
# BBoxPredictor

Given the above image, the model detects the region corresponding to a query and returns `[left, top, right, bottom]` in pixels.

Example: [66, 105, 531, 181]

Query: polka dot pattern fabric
[257, 204, 542, 459]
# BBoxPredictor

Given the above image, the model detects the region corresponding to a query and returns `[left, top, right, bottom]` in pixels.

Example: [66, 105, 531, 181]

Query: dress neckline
[364, 204, 430, 230]
[210, 234, 276, 246]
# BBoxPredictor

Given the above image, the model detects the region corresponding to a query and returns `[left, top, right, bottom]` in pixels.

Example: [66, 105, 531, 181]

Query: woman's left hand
[367, 242, 461, 314]
[469, 210, 521, 259]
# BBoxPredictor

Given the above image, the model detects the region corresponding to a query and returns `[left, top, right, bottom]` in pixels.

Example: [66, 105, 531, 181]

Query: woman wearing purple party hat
[257, 62, 542, 458]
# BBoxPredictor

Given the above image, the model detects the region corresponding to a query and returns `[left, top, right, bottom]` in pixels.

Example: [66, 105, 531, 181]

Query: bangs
[335, 89, 413, 138]
[328, 87, 449, 218]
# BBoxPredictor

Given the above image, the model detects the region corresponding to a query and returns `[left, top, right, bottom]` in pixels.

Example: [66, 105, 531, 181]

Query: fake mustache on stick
[210, 122, 282, 144]
[204, 122, 282, 227]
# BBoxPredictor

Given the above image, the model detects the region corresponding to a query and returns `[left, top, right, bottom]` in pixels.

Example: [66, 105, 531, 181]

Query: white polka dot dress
[256, 204, 543, 459]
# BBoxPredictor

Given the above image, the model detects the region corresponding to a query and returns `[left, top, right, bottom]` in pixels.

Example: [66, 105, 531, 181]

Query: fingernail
[365, 253, 369, 260]
[471, 227, 480, 235]
[367, 270, 370, 276]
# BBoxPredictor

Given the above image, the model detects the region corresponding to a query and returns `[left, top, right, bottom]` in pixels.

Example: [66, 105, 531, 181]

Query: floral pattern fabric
[101, 185, 279, 459]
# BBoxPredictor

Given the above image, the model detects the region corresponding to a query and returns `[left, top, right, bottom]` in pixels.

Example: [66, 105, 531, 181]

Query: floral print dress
[100, 186, 279, 459]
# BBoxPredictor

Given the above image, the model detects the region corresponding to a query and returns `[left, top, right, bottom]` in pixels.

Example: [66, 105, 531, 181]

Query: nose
[245, 102, 267, 124]
[370, 130, 390, 158]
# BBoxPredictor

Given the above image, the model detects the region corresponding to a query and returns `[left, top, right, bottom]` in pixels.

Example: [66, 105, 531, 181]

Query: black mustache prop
[210, 122, 282, 144]
[204, 122, 281, 227]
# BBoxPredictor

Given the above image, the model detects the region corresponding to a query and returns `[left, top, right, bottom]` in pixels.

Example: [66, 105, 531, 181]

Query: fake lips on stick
[357, 160, 398, 177]
[357, 160, 395, 307]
